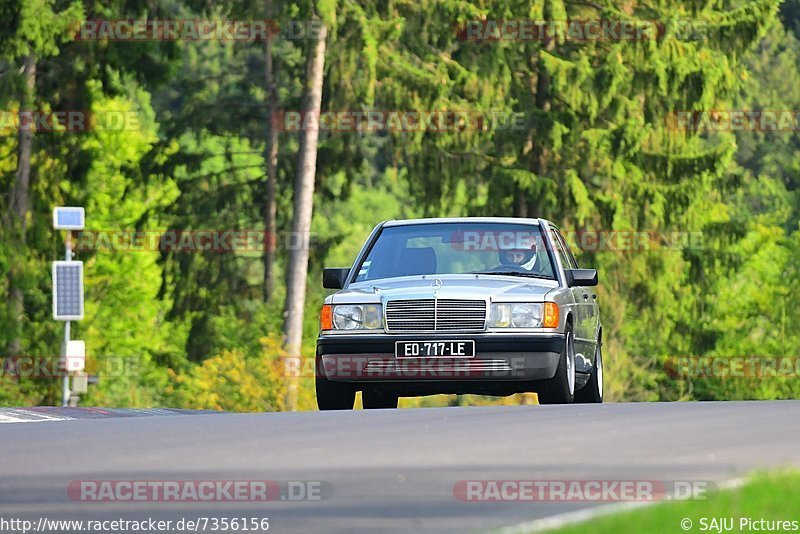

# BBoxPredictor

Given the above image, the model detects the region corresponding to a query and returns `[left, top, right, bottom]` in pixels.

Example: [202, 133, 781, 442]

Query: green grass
[541, 471, 800, 534]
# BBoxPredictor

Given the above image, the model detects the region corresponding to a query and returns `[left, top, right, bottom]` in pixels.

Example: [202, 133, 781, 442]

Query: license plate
[395, 340, 475, 358]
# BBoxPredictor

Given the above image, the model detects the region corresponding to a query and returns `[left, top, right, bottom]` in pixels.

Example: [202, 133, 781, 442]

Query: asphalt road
[1, 401, 799, 533]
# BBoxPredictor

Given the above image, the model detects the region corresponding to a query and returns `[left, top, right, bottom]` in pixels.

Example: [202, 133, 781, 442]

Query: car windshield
[354, 222, 557, 282]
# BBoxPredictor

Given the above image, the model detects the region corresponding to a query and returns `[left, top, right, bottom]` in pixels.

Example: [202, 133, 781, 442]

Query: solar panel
[52, 261, 84, 320]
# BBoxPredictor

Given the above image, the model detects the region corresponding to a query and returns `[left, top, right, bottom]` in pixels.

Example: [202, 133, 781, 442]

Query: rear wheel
[315, 355, 356, 410]
[362, 388, 399, 409]
[575, 343, 603, 404]
[538, 325, 575, 405]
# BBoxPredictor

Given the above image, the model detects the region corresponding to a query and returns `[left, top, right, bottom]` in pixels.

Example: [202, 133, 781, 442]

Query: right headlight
[488, 302, 559, 328]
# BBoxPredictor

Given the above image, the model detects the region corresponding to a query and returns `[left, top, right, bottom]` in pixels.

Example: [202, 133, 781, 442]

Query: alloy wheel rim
[596, 346, 603, 399]
[567, 332, 575, 396]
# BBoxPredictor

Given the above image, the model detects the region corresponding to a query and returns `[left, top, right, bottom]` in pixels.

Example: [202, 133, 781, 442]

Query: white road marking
[0, 409, 74, 424]
[494, 477, 746, 533]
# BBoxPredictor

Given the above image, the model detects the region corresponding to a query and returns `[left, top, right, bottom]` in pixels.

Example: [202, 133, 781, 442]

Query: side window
[550, 227, 578, 269]
[556, 229, 579, 269]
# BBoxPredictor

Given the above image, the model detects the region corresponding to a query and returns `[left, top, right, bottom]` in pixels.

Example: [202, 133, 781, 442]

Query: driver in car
[483, 232, 554, 277]
[497, 248, 536, 270]
[495, 234, 538, 271]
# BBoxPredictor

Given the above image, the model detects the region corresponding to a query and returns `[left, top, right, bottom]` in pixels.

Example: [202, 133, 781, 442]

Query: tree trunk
[514, 188, 528, 217]
[282, 20, 327, 410]
[262, 0, 279, 303]
[5, 55, 36, 355]
[526, 40, 553, 219]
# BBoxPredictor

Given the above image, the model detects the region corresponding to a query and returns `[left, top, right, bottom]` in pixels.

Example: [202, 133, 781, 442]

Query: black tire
[315, 355, 356, 410]
[575, 343, 603, 404]
[361, 388, 399, 409]
[538, 324, 575, 405]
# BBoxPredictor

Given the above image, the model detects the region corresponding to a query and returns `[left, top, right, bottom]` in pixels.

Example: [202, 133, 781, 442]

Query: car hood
[331, 274, 559, 304]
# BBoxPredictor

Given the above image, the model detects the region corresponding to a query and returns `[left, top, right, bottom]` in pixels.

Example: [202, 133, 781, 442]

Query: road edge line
[493, 477, 746, 534]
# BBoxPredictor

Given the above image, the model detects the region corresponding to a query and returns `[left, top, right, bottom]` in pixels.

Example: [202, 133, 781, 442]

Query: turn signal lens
[320, 304, 333, 330]
[543, 302, 559, 328]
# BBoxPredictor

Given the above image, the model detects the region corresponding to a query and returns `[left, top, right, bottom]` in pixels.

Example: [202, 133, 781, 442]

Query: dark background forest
[2, 0, 800, 409]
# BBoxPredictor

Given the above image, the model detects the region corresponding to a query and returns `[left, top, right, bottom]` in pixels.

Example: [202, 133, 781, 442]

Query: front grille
[385, 299, 486, 332]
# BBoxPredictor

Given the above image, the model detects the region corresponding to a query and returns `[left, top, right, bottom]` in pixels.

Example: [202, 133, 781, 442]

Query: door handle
[592, 294, 597, 300]
[582, 293, 589, 299]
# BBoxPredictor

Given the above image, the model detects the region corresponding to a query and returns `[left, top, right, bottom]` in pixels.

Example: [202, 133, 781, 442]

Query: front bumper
[316, 332, 564, 384]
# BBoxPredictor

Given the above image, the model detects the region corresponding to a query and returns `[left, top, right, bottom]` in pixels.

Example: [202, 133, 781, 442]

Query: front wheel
[537, 326, 575, 405]
[315, 355, 356, 410]
[575, 343, 603, 403]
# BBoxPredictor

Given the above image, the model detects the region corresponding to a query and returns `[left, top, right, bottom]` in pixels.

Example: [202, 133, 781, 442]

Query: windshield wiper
[474, 270, 554, 280]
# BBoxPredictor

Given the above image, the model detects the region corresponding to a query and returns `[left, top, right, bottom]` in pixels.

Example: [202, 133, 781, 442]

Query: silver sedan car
[315, 217, 603, 409]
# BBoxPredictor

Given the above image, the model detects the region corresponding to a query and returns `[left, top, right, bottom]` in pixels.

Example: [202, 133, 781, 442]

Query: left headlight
[488, 303, 544, 328]
[326, 304, 383, 330]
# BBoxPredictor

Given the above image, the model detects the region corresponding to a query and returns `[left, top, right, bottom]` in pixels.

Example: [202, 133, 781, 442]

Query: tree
[263, 0, 280, 302]
[0, 0, 82, 355]
[283, 13, 328, 411]
[4, 54, 34, 356]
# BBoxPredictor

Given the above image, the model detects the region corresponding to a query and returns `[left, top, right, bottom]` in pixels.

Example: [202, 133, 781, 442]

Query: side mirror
[323, 267, 351, 289]
[566, 268, 598, 287]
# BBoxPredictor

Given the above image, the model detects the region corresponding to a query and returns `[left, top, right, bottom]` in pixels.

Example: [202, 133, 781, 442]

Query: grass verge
[540, 471, 800, 534]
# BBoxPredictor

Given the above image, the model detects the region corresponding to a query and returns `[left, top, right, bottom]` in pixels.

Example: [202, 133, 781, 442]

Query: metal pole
[61, 231, 72, 407]
[62, 321, 70, 407]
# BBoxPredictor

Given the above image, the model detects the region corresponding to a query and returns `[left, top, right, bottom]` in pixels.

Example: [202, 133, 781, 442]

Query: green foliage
[165, 343, 285, 412]
[1, 0, 799, 410]
[0, 0, 82, 60]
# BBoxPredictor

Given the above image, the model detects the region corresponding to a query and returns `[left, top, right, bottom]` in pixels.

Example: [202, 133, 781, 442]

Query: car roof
[381, 217, 552, 227]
